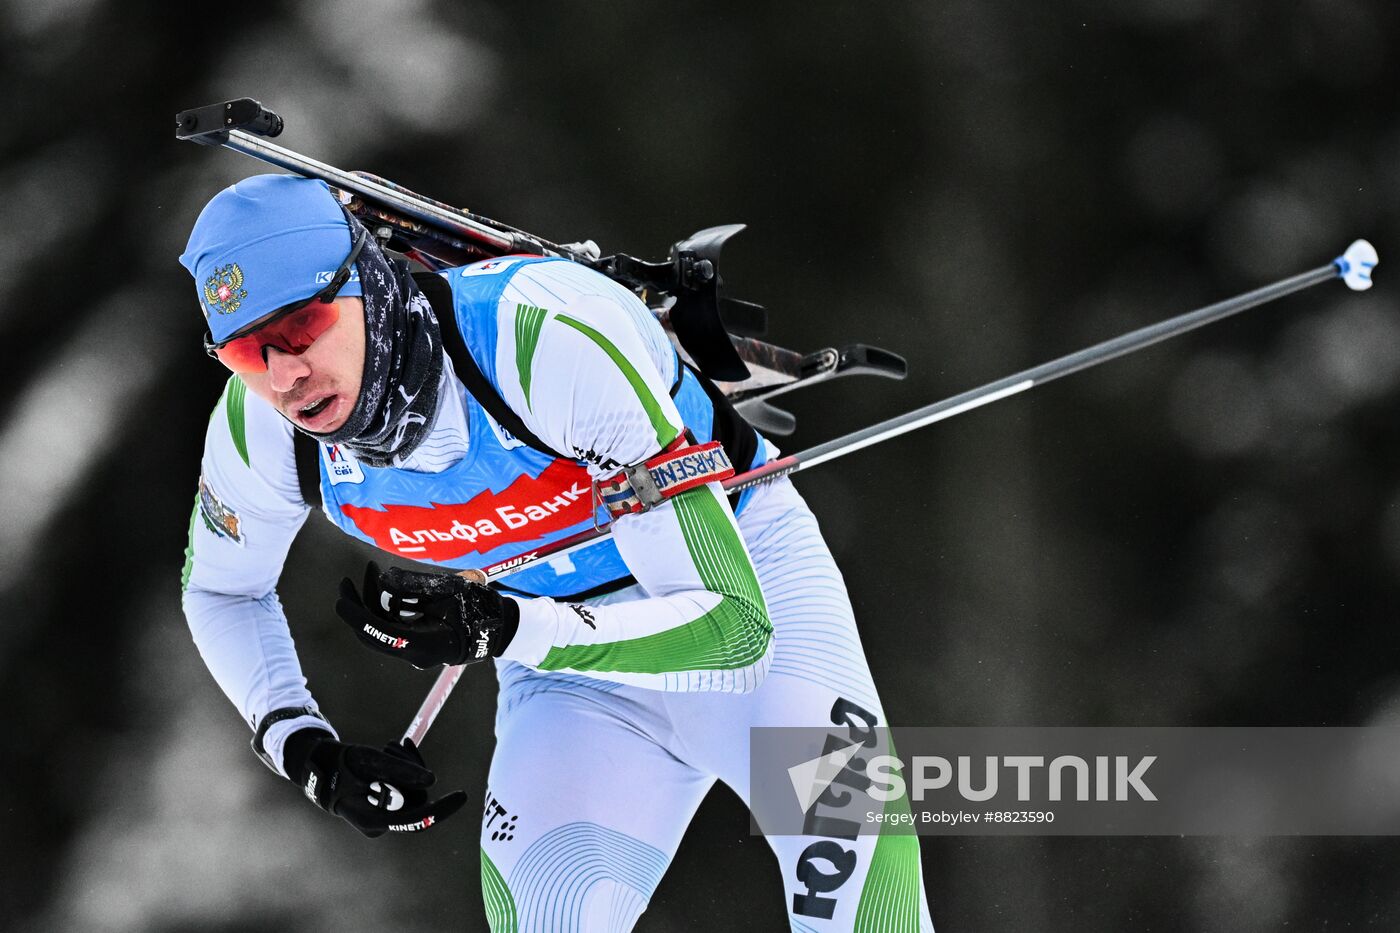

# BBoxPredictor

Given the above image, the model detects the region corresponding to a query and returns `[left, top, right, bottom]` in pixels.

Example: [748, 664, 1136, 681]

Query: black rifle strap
[691, 364, 758, 476]
[413, 270, 757, 474]
[413, 271, 561, 458]
[293, 428, 322, 510]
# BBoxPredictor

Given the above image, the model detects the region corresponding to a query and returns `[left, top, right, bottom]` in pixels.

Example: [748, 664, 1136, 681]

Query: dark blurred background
[3, 1, 1399, 930]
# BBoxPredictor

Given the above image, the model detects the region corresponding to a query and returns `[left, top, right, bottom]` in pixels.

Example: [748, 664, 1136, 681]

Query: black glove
[281, 729, 467, 837]
[335, 561, 520, 669]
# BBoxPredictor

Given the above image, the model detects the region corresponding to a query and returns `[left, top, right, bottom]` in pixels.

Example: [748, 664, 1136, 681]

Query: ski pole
[402, 239, 1378, 745]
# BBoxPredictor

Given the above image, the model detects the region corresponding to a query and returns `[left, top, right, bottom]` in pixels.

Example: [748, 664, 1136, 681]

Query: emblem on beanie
[203, 264, 247, 316]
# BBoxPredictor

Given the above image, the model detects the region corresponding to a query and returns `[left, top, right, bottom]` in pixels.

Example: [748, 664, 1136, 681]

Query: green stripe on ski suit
[180, 493, 199, 592]
[481, 848, 518, 932]
[556, 313, 680, 449]
[226, 377, 250, 467]
[538, 487, 771, 675]
[854, 829, 923, 933]
[514, 303, 549, 410]
[854, 741, 924, 933]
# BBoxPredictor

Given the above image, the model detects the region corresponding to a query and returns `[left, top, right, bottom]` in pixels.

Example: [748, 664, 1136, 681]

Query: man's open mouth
[294, 393, 342, 430]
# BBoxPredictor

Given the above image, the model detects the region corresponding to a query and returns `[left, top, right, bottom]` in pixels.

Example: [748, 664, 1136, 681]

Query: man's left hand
[335, 562, 520, 669]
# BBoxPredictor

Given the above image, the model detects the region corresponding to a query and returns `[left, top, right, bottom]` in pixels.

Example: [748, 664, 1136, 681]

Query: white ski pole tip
[1336, 239, 1378, 291]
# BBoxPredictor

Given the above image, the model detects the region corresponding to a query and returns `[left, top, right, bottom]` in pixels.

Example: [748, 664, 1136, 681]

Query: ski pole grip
[175, 98, 284, 146]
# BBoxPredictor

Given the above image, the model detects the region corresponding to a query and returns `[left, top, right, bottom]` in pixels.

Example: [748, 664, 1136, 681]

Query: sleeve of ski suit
[180, 377, 336, 778]
[490, 260, 774, 693]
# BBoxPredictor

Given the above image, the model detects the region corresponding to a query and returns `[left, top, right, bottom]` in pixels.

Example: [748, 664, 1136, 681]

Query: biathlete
[179, 173, 934, 931]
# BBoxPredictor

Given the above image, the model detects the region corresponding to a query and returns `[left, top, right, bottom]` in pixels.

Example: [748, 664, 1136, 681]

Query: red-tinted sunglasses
[203, 215, 368, 374]
[207, 300, 343, 374]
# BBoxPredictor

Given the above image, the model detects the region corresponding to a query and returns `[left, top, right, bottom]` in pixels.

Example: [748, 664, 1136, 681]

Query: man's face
[239, 296, 365, 433]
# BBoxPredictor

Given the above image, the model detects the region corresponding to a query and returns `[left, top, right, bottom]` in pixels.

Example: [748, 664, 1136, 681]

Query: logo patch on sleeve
[198, 476, 244, 546]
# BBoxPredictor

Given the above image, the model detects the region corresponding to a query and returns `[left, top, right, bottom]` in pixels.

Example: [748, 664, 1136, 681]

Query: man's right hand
[281, 729, 467, 837]
[334, 561, 519, 669]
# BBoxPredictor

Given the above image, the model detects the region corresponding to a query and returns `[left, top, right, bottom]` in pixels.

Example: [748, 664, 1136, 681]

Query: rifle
[175, 97, 907, 435]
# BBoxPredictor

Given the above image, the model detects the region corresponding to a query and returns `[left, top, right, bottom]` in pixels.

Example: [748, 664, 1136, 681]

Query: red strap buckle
[595, 438, 735, 520]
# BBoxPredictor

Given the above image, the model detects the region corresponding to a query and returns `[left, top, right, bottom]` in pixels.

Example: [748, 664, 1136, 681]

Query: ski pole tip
[1335, 239, 1378, 291]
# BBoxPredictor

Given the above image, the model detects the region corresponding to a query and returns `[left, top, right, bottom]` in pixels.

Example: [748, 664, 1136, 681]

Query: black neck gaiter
[301, 226, 443, 468]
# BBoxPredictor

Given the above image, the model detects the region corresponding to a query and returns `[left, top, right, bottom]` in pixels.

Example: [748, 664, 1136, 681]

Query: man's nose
[266, 349, 312, 392]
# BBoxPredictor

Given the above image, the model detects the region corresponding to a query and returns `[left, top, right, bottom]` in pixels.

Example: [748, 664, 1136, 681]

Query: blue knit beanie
[180, 174, 363, 343]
